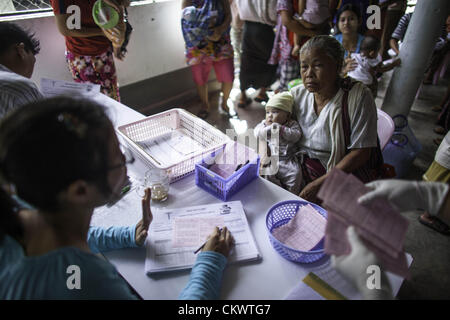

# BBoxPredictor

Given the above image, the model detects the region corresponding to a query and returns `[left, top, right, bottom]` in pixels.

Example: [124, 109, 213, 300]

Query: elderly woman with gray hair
[291, 35, 380, 203]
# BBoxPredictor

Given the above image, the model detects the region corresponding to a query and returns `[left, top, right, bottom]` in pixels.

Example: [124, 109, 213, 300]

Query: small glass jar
[145, 169, 170, 202]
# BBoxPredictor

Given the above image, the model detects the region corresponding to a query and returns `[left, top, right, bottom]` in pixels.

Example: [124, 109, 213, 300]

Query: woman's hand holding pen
[135, 188, 153, 246]
[202, 227, 235, 257]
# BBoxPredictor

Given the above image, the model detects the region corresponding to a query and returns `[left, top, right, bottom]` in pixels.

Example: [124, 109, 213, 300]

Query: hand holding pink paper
[317, 169, 410, 278]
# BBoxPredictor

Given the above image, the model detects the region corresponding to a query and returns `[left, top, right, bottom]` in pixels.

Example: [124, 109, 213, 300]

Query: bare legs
[196, 82, 233, 117]
[196, 83, 210, 111]
[221, 82, 233, 113]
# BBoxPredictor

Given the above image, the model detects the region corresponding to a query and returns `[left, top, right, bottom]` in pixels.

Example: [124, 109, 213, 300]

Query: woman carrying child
[347, 35, 401, 97]
[291, 35, 380, 203]
[268, 0, 322, 92]
[181, 0, 234, 119]
[291, 0, 333, 57]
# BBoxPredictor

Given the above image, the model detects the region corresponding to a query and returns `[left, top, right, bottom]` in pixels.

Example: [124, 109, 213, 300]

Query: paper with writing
[41, 78, 100, 97]
[172, 216, 225, 248]
[317, 168, 410, 278]
[272, 204, 326, 251]
[145, 201, 260, 274]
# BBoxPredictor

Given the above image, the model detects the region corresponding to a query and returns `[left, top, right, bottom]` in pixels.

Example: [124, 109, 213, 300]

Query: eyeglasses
[108, 145, 135, 171]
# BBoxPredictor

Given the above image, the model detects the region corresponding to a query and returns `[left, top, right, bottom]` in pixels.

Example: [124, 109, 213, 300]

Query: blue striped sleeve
[87, 225, 138, 254]
[178, 251, 227, 300]
[391, 13, 412, 41]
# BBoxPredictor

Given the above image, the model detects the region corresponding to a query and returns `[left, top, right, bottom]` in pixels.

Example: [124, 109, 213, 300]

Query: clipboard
[145, 201, 261, 274]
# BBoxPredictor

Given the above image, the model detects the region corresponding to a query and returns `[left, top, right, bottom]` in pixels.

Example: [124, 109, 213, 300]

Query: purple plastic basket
[195, 150, 260, 201]
[266, 200, 327, 263]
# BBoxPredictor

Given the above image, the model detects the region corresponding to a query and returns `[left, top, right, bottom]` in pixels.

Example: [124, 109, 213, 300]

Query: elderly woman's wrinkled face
[300, 47, 339, 93]
[338, 10, 359, 35]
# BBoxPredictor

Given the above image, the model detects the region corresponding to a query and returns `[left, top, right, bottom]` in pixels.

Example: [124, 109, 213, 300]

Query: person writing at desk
[0, 97, 234, 299]
[332, 179, 449, 299]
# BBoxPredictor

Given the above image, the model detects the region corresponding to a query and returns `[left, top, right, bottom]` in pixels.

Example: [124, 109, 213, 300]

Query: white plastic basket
[117, 108, 230, 183]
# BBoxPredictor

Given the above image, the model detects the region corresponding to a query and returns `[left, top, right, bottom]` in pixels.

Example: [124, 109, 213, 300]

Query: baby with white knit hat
[254, 92, 303, 194]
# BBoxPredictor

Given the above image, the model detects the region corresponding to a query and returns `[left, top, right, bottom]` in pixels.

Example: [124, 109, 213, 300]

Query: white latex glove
[358, 180, 449, 216]
[331, 226, 393, 300]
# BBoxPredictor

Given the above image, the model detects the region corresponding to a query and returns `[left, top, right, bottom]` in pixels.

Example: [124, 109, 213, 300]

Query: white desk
[90, 94, 410, 300]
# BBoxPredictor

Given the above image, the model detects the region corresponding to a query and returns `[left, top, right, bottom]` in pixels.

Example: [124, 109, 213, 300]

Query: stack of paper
[272, 204, 326, 252]
[172, 216, 225, 248]
[207, 142, 258, 179]
[41, 78, 100, 97]
[137, 130, 204, 166]
[317, 169, 410, 278]
[145, 201, 261, 274]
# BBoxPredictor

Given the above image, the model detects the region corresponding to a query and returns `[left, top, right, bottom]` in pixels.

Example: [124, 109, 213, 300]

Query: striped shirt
[392, 12, 447, 41]
[0, 64, 43, 119]
[391, 12, 412, 41]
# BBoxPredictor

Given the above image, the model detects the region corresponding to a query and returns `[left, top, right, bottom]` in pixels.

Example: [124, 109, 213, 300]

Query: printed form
[137, 130, 204, 167]
[145, 201, 260, 274]
[271, 204, 326, 252]
[41, 78, 100, 97]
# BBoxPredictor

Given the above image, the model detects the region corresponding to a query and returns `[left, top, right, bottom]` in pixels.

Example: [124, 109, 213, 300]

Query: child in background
[254, 92, 303, 194]
[291, 0, 331, 56]
[347, 35, 401, 97]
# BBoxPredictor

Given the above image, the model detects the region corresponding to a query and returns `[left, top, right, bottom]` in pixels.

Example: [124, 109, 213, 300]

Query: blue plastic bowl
[266, 200, 327, 263]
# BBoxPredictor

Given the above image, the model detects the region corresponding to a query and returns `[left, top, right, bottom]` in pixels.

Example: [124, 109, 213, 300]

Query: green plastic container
[92, 0, 119, 29]
[287, 78, 303, 90]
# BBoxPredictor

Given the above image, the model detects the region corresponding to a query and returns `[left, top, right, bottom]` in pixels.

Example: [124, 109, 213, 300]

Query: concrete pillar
[381, 0, 449, 117]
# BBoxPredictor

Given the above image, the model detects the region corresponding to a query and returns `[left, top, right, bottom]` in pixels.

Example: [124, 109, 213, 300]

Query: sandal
[434, 138, 443, 146]
[434, 126, 446, 135]
[218, 106, 232, 118]
[418, 215, 450, 236]
[197, 109, 209, 119]
[254, 94, 269, 103]
[237, 98, 252, 108]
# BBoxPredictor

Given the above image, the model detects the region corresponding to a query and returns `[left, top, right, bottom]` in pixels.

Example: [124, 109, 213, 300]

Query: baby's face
[265, 107, 289, 125]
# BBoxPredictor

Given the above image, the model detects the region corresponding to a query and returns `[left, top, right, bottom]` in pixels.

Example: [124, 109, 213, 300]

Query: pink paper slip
[214, 142, 258, 166]
[208, 163, 237, 179]
[318, 168, 410, 278]
[172, 216, 225, 248]
[272, 204, 326, 251]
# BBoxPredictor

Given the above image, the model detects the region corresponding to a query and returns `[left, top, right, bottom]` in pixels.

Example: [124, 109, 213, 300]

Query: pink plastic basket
[117, 108, 230, 183]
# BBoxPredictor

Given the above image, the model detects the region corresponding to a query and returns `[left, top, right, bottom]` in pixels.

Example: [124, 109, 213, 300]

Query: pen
[193, 228, 222, 254]
[235, 160, 249, 172]
[121, 185, 131, 195]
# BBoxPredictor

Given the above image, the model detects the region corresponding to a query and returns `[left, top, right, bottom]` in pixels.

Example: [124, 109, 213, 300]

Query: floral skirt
[65, 48, 120, 101]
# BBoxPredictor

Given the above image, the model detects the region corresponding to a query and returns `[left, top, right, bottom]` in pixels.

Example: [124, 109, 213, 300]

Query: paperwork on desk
[145, 200, 261, 274]
[272, 204, 326, 251]
[206, 142, 259, 179]
[285, 253, 413, 300]
[136, 130, 204, 167]
[40, 78, 100, 97]
[317, 168, 410, 278]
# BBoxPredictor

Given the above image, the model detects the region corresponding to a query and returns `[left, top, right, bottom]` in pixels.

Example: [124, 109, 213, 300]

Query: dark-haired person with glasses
[0, 22, 43, 119]
[0, 96, 234, 299]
